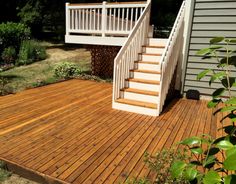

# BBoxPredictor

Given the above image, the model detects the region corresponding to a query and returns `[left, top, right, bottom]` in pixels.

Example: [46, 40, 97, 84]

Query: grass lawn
[0, 44, 91, 94]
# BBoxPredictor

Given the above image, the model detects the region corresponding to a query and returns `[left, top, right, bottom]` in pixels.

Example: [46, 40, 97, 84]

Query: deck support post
[65, 2, 70, 36]
[101, 1, 107, 37]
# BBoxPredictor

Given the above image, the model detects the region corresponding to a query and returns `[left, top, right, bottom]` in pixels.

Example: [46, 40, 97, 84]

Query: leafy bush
[127, 148, 190, 184]
[0, 22, 30, 52]
[171, 37, 236, 184]
[1, 46, 16, 64]
[145, 149, 190, 184]
[54, 62, 81, 79]
[0, 161, 11, 182]
[17, 40, 47, 65]
[17, 1, 43, 37]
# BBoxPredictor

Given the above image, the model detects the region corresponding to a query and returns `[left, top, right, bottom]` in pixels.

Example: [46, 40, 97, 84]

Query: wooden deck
[0, 80, 218, 184]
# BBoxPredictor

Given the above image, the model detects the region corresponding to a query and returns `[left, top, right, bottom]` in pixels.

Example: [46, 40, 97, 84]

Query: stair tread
[130, 69, 161, 74]
[121, 88, 159, 96]
[143, 45, 165, 48]
[139, 53, 162, 56]
[116, 98, 157, 109]
[135, 61, 160, 65]
[126, 78, 160, 85]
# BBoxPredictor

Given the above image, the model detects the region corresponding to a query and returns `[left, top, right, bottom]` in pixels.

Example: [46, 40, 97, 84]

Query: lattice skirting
[86, 45, 121, 78]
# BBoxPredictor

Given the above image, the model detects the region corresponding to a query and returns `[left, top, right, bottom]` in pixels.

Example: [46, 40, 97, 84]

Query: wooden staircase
[114, 38, 168, 116]
[112, 0, 185, 116]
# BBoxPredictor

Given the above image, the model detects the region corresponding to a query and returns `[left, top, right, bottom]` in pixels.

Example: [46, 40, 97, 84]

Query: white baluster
[101, 1, 107, 37]
[65, 3, 70, 35]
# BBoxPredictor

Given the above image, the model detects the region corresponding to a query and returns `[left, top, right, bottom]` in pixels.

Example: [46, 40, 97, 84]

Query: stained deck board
[0, 79, 219, 184]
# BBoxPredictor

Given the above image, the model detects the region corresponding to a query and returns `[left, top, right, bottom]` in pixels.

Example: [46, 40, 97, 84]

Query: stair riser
[121, 91, 159, 104]
[135, 63, 160, 71]
[113, 102, 159, 116]
[131, 72, 161, 81]
[148, 38, 168, 47]
[140, 55, 162, 62]
[126, 81, 160, 92]
[144, 47, 165, 55]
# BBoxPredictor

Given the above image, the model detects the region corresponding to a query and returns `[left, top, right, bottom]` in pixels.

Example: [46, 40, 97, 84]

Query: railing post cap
[103, 1, 107, 4]
[66, 2, 70, 5]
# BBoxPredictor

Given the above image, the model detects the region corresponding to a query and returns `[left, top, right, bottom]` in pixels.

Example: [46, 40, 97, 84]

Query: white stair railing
[158, 1, 186, 115]
[66, 1, 146, 37]
[112, 1, 151, 103]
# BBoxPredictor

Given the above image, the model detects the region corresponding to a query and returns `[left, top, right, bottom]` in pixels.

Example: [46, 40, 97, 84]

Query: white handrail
[158, 1, 186, 114]
[65, 2, 146, 37]
[112, 1, 151, 103]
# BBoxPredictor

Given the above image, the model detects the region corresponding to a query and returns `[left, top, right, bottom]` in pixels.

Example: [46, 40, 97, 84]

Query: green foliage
[1, 46, 16, 64]
[126, 149, 190, 184]
[17, 40, 47, 66]
[17, 1, 42, 27]
[0, 161, 11, 182]
[0, 68, 11, 95]
[54, 62, 81, 79]
[171, 37, 236, 184]
[17, 1, 43, 37]
[0, 22, 30, 51]
[125, 178, 151, 184]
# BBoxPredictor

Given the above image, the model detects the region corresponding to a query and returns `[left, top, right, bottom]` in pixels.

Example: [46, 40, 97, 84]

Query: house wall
[182, 0, 236, 97]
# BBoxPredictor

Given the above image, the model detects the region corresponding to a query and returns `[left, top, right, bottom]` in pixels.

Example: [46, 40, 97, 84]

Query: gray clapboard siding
[192, 31, 236, 38]
[183, 0, 236, 97]
[195, 9, 236, 16]
[184, 86, 236, 97]
[196, 0, 236, 2]
[188, 56, 219, 64]
[189, 44, 236, 50]
[186, 68, 236, 75]
[195, 2, 236, 9]
[188, 50, 229, 58]
[192, 24, 236, 31]
[194, 17, 236, 23]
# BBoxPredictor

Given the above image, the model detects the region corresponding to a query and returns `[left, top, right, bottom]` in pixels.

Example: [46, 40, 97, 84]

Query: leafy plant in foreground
[170, 37, 236, 184]
[127, 148, 190, 184]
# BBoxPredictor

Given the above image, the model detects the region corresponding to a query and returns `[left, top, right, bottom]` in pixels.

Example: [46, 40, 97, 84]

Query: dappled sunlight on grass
[0, 45, 91, 94]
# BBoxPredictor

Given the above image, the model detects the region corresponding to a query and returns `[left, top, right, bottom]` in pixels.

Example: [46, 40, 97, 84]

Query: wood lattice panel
[87, 45, 121, 78]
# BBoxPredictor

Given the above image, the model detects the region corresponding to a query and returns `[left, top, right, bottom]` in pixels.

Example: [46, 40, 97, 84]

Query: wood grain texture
[0, 79, 218, 184]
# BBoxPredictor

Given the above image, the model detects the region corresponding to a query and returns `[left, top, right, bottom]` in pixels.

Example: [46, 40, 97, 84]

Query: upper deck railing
[66, 1, 147, 38]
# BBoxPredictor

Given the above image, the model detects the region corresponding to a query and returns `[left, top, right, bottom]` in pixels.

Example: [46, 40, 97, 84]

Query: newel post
[101, 1, 107, 37]
[65, 2, 70, 35]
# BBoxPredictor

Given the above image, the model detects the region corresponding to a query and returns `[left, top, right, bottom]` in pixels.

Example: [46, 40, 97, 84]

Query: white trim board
[65, 35, 127, 46]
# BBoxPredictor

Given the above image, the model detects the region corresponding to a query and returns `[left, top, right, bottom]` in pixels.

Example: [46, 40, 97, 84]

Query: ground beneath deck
[0, 80, 219, 184]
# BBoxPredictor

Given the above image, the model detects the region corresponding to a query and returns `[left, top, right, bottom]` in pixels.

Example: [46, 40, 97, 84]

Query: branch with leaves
[170, 37, 236, 184]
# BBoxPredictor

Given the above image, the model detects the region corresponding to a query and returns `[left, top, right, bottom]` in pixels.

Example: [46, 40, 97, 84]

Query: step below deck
[113, 38, 168, 116]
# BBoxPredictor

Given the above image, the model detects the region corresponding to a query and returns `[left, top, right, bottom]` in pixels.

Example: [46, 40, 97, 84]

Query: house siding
[183, 0, 236, 97]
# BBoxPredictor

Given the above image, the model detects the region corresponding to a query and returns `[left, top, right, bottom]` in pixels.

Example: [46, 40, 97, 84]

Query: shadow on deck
[0, 79, 218, 184]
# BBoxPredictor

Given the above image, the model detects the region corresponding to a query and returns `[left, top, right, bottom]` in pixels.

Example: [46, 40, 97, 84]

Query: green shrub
[127, 148, 190, 184]
[0, 76, 13, 96]
[17, 40, 47, 65]
[0, 22, 30, 52]
[171, 37, 236, 184]
[54, 62, 81, 79]
[0, 161, 11, 182]
[1, 46, 16, 64]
